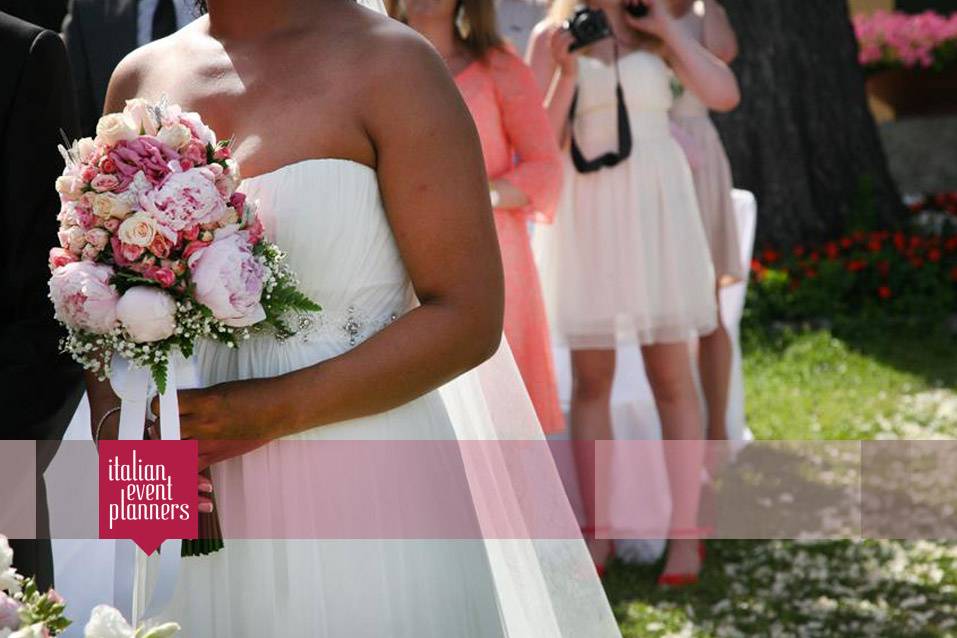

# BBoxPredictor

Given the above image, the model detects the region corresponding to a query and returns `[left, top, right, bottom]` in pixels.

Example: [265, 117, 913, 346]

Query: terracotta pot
[866, 66, 957, 117]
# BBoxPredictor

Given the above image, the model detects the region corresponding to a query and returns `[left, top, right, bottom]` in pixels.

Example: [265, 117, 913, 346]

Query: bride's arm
[173, 30, 504, 465]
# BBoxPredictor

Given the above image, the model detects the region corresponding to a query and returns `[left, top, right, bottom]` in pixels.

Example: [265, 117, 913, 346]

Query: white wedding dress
[137, 159, 620, 637]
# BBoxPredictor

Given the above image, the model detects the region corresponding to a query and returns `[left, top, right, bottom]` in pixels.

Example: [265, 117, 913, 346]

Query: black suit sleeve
[62, 1, 97, 137]
[0, 28, 82, 439]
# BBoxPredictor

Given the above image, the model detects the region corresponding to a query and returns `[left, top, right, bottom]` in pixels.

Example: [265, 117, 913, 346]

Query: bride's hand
[149, 383, 271, 470]
[622, 0, 678, 41]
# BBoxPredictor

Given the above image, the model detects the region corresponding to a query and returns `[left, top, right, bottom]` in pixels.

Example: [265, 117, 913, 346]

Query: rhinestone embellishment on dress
[298, 305, 401, 347]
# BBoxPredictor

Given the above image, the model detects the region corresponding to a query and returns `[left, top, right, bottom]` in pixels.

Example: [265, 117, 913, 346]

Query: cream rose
[95, 113, 137, 147]
[72, 137, 96, 163]
[92, 193, 133, 221]
[55, 175, 84, 201]
[123, 98, 159, 136]
[117, 212, 158, 247]
[116, 287, 177, 343]
[157, 123, 191, 150]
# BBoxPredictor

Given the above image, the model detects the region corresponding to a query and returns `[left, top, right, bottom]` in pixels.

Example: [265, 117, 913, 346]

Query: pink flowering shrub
[855, 10, 957, 72]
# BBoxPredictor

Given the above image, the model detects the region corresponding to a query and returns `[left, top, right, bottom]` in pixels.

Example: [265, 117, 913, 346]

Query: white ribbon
[110, 354, 191, 626]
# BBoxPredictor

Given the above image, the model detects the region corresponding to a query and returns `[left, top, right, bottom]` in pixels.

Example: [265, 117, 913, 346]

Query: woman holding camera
[390, 0, 566, 434]
[527, 0, 739, 583]
[670, 0, 743, 450]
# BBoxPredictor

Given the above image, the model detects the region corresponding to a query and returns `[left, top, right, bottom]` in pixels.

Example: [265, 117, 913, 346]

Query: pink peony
[90, 173, 121, 193]
[49, 247, 76, 271]
[189, 232, 266, 327]
[48, 262, 119, 334]
[140, 167, 226, 232]
[108, 138, 179, 186]
[0, 591, 19, 630]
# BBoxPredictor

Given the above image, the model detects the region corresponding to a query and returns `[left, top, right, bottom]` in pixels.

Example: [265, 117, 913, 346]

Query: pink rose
[85, 228, 110, 251]
[229, 191, 247, 212]
[80, 164, 98, 183]
[179, 111, 217, 146]
[74, 206, 95, 230]
[213, 145, 231, 161]
[46, 588, 64, 606]
[149, 233, 173, 259]
[189, 232, 266, 327]
[103, 218, 121, 233]
[108, 138, 179, 186]
[183, 142, 206, 166]
[182, 239, 210, 260]
[49, 248, 76, 271]
[245, 217, 265, 245]
[81, 244, 101, 261]
[100, 157, 117, 174]
[181, 225, 200, 242]
[59, 226, 86, 253]
[110, 236, 144, 265]
[140, 167, 226, 232]
[48, 261, 119, 334]
[0, 591, 19, 630]
[90, 173, 121, 193]
[145, 266, 176, 288]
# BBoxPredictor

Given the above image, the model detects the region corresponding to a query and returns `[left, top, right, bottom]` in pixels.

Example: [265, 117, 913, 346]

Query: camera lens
[626, 3, 649, 17]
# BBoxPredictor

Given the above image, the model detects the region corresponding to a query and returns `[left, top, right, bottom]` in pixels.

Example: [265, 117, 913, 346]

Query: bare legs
[642, 342, 705, 578]
[697, 287, 734, 542]
[698, 286, 732, 441]
[569, 349, 616, 567]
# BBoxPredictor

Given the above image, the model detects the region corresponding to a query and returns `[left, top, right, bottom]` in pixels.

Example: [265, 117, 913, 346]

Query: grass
[607, 320, 957, 637]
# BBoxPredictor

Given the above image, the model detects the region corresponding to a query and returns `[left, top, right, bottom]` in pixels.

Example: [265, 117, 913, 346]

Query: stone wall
[879, 115, 957, 194]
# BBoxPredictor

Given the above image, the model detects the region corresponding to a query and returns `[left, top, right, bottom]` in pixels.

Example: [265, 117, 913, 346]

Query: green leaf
[140, 622, 181, 638]
[151, 360, 169, 395]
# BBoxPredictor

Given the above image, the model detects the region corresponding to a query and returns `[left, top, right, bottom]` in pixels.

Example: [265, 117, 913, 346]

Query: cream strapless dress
[535, 51, 717, 348]
[148, 159, 621, 638]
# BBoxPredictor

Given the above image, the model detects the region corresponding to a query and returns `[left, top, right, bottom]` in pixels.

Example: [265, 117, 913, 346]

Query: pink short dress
[455, 46, 565, 433]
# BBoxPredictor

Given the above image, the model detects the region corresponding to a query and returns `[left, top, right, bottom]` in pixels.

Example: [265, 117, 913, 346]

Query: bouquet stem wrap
[110, 355, 190, 627]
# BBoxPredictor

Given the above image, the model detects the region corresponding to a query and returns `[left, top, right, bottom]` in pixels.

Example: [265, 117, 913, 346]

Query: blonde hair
[547, 0, 662, 50]
[387, 0, 504, 60]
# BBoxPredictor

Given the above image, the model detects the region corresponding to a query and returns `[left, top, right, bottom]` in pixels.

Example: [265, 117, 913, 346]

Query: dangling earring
[455, 2, 471, 40]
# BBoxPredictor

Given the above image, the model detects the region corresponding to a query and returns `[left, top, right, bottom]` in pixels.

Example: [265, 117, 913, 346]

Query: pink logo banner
[98, 440, 199, 554]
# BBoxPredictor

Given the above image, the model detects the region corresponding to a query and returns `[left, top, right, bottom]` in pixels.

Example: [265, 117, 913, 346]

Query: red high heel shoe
[581, 526, 614, 579]
[657, 573, 699, 587]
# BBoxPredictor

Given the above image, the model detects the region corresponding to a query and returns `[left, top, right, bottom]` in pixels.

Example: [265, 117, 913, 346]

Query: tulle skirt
[148, 334, 620, 637]
[535, 120, 717, 349]
[673, 114, 744, 285]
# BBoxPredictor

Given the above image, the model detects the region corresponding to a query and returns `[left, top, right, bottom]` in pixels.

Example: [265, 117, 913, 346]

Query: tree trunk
[713, 0, 904, 248]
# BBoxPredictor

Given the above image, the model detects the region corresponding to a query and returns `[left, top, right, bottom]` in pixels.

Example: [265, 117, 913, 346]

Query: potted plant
[854, 10, 957, 116]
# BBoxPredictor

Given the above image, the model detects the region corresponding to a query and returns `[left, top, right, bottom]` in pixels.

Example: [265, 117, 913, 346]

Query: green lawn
[607, 322, 957, 638]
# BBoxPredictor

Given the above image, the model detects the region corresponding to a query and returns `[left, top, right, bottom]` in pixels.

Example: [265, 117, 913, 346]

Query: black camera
[564, 7, 612, 52]
[626, 1, 649, 18]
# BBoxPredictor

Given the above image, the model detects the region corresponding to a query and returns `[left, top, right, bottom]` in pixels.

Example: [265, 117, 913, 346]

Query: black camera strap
[569, 42, 633, 174]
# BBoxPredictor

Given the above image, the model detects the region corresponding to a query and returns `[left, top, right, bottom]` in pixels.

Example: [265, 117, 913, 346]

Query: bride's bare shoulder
[345, 7, 448, 84]
[104, 21, 208, 111]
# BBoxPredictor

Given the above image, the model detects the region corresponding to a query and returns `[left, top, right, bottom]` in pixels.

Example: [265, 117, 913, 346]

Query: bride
[83, 0, 622, 635]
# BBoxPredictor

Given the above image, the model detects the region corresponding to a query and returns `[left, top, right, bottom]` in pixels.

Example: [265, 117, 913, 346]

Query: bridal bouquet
[0, 535, 179, 638]
[48, 98, 320, 394]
